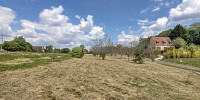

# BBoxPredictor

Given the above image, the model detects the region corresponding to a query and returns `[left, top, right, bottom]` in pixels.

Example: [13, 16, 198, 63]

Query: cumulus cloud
[140, 17, 168, 38]
[118, 31, 139, 43]
[169, 0, 200, 23]
[39, 6, 69, 26]
[148, 17, 168, 32]
[0, 6, 16, 38]
[16, 5, 105, 48]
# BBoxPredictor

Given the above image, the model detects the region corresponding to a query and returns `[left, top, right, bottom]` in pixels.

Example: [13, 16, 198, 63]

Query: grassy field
[163, 58, 200, 68]
[0, 54, 200, 100]
[0, 51, 71, 72]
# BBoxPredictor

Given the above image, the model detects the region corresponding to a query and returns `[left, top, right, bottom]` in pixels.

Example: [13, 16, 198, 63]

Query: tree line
[2, 36, 71, 53]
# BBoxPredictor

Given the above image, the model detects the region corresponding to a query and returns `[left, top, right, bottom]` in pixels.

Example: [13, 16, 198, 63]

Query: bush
[71, 47, 84, 58]
[3, 36, 34, 52]
[172, 37, 186, 49]
[182, 51, 188, 58]
[134, 45, 144, 64]
[61, 48, 70, 53]
[173, 49, 176, 58]
[164, 50, 173, 59]
[164, 44, 200, 59]
[193, 50, 200, 58]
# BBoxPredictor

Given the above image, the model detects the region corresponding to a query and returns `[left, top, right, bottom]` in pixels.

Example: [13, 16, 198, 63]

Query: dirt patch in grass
[0, 58, 33, 66]
[0, 55, 200, 100]
[40, 57, 51, 59]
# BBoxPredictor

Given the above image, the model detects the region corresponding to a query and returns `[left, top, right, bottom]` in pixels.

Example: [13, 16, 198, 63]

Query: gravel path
[155, 60, 200, 71]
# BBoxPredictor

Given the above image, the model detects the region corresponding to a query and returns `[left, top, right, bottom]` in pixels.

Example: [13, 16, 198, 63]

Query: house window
[157, 47, 161, 50]
[164, 47, 167, 50]
[152, 47, 155, 49]
[156, 40, 159, 44]
[162, 41, 166, 44]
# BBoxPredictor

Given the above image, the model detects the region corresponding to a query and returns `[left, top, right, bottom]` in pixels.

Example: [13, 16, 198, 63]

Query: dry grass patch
[0, 58, 33, 66]
[40, 57, 51, 59]
[0, 54, 200, 100]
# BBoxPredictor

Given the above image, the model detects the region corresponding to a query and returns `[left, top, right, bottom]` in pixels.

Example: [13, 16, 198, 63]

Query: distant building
[33, 46, 45, 52]
[148, 37, 173, 51]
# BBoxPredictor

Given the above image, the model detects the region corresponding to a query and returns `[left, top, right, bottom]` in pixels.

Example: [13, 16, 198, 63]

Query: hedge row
[163, 45, 200, 58]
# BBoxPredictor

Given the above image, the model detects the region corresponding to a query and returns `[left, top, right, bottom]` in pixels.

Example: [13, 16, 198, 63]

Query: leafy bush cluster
[71, 47, 84, 58]
[2, 36, 35, 52]
[163, 44, 200, 59]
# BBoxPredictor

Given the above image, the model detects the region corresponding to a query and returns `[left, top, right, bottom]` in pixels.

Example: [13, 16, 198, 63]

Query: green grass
[0, 52, 72, 72]
[162, 58, 200, 68]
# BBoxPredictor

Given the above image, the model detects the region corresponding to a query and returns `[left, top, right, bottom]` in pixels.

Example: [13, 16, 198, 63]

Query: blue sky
[0, 0, 200, 49]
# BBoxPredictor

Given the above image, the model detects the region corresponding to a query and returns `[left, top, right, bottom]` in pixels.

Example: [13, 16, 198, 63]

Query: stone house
[33, 46, 45, 52]
[148, 37, 173, 51]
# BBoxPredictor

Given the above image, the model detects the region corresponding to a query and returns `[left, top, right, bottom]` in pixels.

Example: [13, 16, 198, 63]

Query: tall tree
[156, 29, 173, 37]
[169, 24, 187, 40]
[46, 45, 53, 52]
[80, 44, 85, 50]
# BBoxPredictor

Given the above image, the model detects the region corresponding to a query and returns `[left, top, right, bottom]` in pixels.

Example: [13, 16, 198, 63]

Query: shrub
[172, 37, 186, 49]
[61, 48, 70, 53]
[134, 45, 144, 64]
[164, 50, 173, 59]
[173, 49, 176, 58]
[176, 49, 181, 58]
[193, 50, 200, 58]
[182, 51, 188, 58]
[71, 47, 84, 58]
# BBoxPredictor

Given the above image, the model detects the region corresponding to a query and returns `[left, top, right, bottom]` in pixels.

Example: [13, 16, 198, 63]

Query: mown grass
[0, 52, 71, 72]
[162, 58, 200, 68]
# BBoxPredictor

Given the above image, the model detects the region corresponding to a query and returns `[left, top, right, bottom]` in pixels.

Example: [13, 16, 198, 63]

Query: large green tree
[156, 29, 173, 37]
[61, 48, 70, 53]
[2, 36, 34, 51]
[189, 22, 200, 45]
[46, 45, 53, 52]
[169, 24, 187, 40]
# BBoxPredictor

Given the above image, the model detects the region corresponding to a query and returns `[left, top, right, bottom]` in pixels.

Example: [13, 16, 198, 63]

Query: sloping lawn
[163, 58, 200, 68]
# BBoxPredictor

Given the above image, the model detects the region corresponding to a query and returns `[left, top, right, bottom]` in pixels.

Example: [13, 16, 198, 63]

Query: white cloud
[137, 19, 154, 26]
[16, 5, 105, 48]
[140, 17, 168, 38]
[154, 0, 163, 2]
[79, 15, 94, 32]
[152, 7, 160, 12]
[0, 6, 16, 42]
[148, 17, 168, 32]
[118, 31, 139, 43]
[140, 8, 148, 14]
[39, 6, 69, 26]
[160, 2, 170, 7]
[169, 0, 200, 23]
[87, 26, 105, 40]
[75, 15, 81, 19]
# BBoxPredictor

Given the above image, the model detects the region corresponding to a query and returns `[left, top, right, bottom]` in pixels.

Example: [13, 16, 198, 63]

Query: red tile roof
[151, 37, 172, 46]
